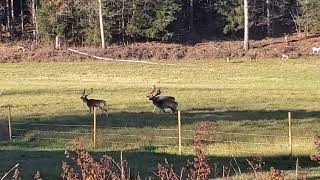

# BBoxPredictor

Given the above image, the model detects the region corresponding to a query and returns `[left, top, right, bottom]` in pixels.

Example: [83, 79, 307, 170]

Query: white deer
[312, 47, 320, 54]
[281, 54, 289, 60]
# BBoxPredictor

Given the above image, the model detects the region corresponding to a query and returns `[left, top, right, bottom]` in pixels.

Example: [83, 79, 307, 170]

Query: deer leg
[152, 106, 156, 113]
[100, 106, 108, 112]
[99, 106, 108, 117]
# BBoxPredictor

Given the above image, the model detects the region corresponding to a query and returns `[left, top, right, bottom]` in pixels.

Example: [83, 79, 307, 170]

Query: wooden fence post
[93, 107, 97, 148]
[288, 112, 292, 157]
[178, 111, 182, 155]
[295, 158, 299, 180]
[7, 105, 12, 142]
[120, 151, 125, 179]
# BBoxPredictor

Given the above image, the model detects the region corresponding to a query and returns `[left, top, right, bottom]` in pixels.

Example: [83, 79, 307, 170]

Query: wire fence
[0, 106, 317, 156]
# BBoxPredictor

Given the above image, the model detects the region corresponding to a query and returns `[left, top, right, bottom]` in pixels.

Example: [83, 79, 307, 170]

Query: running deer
[147, 85, 178, 113]
[80, 89, 108, 113]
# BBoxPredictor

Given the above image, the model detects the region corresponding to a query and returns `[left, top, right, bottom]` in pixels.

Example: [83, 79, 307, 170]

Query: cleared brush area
[0, 59, 320, 178]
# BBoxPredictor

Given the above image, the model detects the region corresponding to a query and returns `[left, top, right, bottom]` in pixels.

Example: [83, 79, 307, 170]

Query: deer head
[80, 88, 93, 102]
[148, 85, 161, 99]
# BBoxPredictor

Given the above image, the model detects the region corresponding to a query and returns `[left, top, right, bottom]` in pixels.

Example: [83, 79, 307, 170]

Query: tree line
[0, 0, 319, 48]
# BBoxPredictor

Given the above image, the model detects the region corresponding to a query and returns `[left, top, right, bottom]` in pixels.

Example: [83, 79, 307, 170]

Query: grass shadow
[12, 109, 320, 129]
[0, 148, 319, 179]
[185, 108, 320, 121]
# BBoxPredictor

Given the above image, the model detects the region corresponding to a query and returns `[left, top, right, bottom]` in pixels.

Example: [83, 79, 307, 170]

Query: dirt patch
[1, 34, 320, 62]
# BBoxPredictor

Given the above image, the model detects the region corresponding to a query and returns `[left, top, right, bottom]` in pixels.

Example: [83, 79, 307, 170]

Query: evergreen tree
[0, 0, 311, 43]
[298, 0, 320, 33]
[37, 0, 100, 45]
[125, 0, 179, 41]
[216, 0, 244, 34]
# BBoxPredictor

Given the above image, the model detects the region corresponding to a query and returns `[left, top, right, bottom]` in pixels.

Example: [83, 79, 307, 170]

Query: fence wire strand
[13, 123, 313, 139]
[11, 124, 314, 148]
[8, 110, 316, 155]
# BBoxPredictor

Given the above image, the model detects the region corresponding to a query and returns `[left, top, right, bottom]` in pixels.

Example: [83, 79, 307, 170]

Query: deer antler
[151, 85, 156, 92]
[88, 88, 93, 96]
[150, 85, 156, 95]
[82, 89, 86, 96]
[0, 88, 4, 96]
[156, 87, 161, 96]
[82, 88, 93, 97]
[150, 85, 161, 96]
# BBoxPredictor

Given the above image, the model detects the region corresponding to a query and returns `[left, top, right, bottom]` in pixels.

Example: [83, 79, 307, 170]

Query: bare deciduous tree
[189, 0, 195, 33]
[6, 0, 10, 28]
[266, 0, 271, 37]
[20, 0, 24, 34]
[98, 0, 105, 49]
[31, 0, 38, 44]
[244, 0, 249, 51]
[11, 0, 14, 21]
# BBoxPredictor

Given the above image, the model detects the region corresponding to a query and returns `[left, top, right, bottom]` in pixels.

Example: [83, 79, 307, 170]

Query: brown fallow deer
[248, 51, 257, 61]
[80, 89, 108, 114]
[147, 85, 178, 113]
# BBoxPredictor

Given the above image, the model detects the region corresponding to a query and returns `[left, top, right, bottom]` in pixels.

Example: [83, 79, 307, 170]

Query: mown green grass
[0, 59, 320, 179]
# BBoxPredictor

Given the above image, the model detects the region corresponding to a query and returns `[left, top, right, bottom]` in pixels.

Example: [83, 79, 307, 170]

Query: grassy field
[0, 59, 320, 179]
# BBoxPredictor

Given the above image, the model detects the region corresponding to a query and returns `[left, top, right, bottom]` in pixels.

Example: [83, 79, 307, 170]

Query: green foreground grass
[0, 59, 320, 179]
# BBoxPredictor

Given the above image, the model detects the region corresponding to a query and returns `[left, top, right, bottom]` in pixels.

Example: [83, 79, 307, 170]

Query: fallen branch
[68, 48, 176, 66]
[1, 163, 20, 180]
[211, 44, 227, 53]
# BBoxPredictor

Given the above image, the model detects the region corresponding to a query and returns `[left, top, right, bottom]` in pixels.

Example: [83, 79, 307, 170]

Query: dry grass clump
[3, 133, 318, 179]
[193, 121, 217, 149]
[267, 167, 287, 180]
[246, 156, 265, 179]
[155, 159, 181, 180]
[311, 135, 320, 162]
[61, 139, 129, 180]
[189, 122, 216, 179]
[59, 123, 217, 180]
[12, 169, 21, 180]
[10, 168, 42, 180]
[186, 148, 211, 180]
[154, 121, 216, 180]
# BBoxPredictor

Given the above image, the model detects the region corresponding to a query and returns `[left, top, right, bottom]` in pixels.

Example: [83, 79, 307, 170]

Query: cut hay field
[0, 59, 320, 179]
